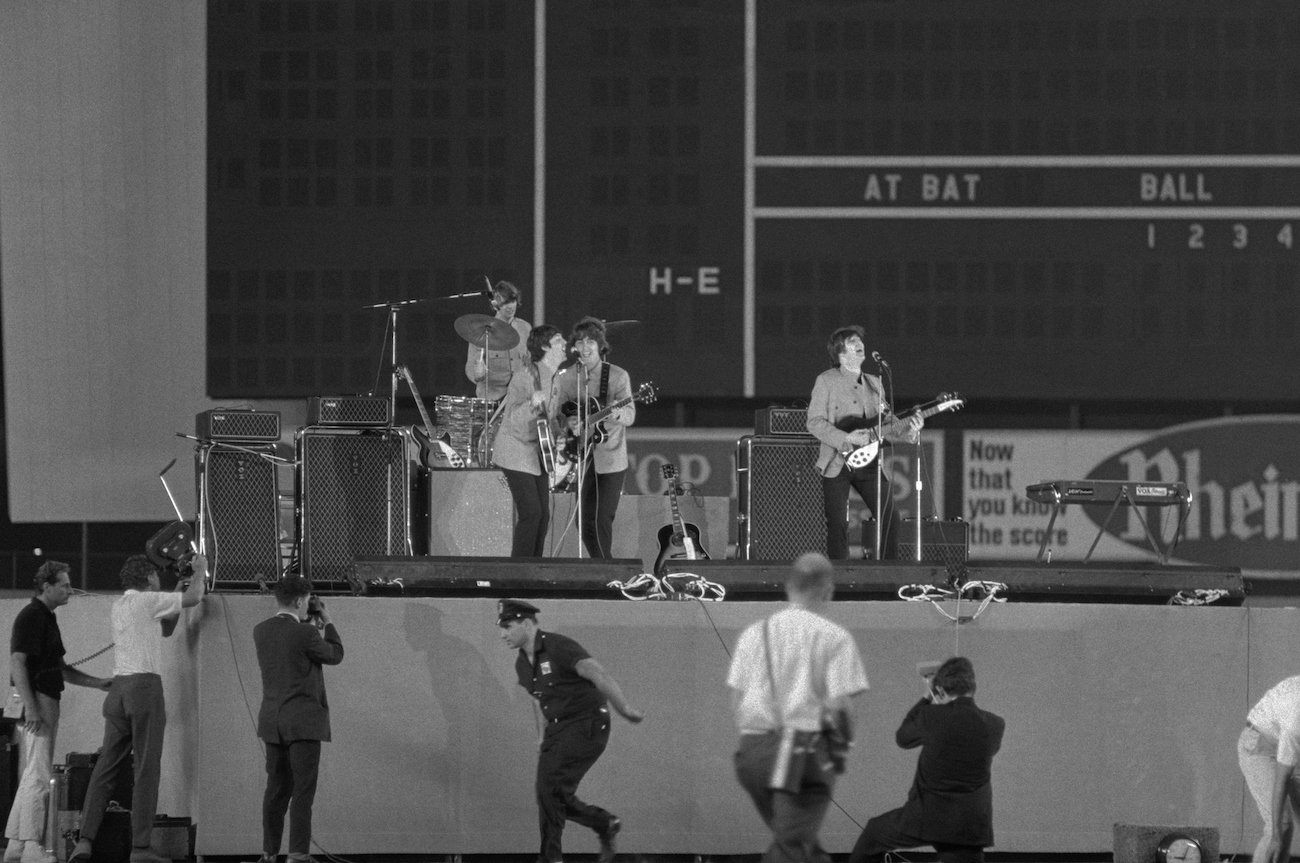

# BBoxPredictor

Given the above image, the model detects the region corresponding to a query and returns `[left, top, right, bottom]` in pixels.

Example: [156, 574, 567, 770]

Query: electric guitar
[396, 364, 465, 468]
[653, 463, 710, 576]
[560, 382, 658, 458]
[841, 392, 965, 469]
[536, 418, 574, 491]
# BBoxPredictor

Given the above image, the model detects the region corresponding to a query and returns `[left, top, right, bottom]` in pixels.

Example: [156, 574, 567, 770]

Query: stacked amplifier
[739, 406, 821, 559]
[194, 410, 282, 589]
[300, 396, 408, 588]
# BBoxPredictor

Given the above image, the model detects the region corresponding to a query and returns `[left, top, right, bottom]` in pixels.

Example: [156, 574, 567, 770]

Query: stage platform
[353, 556, 1245, 605]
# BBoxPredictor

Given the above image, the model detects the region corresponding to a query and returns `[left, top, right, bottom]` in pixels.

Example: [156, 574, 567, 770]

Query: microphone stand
[873, 367, 885, 562]
[574, 360, 588, 559]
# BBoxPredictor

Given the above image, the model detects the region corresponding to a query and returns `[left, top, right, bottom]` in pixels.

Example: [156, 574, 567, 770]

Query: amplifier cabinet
[898, 518, 970, 584]
[754, 407, 812, 436]
[196, 409, 280, 442]
[737, 435, 826, 560]
[298, 429, 411, 586]
[306, 395, 391, 427]
[198, 444, 281, 587]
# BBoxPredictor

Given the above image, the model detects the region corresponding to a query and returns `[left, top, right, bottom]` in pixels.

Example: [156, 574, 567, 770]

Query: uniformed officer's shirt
[514, 630, 605, 721]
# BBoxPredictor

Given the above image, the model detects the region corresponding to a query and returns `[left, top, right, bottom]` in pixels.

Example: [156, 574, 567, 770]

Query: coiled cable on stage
[1170, 588, 1230, 606]
[607, 571, 725, 601]
[898, 579, 1006, 624]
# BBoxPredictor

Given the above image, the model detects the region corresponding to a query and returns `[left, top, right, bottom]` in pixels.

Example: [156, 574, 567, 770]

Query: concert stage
[4, 557, 1264, 860]
[353, 556, 1245, 605]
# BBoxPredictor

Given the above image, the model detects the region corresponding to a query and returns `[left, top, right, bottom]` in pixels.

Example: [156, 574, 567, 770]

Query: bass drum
[474, 399, 508, 468]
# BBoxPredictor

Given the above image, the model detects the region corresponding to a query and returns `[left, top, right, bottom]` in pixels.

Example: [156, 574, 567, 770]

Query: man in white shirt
[727, 552, 869, 862]
[1240, 675, 1300, 863]
[69, 554, 206, 863]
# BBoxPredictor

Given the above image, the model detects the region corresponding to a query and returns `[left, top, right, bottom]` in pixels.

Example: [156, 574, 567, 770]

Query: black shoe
[67, 840, 92, 863]
[596, 816, 620, 863]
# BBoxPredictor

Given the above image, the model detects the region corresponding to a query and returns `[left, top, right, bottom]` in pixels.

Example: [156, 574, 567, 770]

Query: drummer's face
[491, 294, 517, 321]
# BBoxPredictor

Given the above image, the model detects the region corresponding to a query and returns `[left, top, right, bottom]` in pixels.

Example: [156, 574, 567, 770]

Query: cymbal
[454, 313, 520, 350]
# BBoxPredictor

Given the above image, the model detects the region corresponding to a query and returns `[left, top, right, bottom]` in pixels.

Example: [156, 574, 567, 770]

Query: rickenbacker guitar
[560, 382, 658, 458]
[653, 463, 710, 576]
[396, 364, 465, 468]
[841, 392, 965, 469]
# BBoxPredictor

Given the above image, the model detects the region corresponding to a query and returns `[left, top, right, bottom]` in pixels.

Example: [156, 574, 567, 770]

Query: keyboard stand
[1034, 483, 1192, 565]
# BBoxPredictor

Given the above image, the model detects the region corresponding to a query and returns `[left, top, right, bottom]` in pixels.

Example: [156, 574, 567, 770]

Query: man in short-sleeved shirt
[1240, 675, 1300, 863]
[498, 599, 643, 863]
[728, 552, 869, 862]
[4, 562, 111, 863]
[70, 554, 206, 863]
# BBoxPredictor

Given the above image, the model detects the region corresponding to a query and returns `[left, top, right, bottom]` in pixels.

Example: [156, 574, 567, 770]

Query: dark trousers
[262, 739, 322, 857]
[733, 733, 834, 863]
[848, 806, 984, 863]
[578, 467, 625, 559]
[822, 463, 901, 560]
[80, 674, 166, 849]
[536, 711, 615, 863]
[503, 468, 551, 557]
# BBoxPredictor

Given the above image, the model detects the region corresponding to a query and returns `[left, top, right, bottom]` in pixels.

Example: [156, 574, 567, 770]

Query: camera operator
[252, 577, 343, 863]
[848, 656, 1005, 863]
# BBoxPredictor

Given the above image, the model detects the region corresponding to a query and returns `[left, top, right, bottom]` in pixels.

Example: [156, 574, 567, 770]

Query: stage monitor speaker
[299, 429, 411, 587]
[737, 435, 826, 560]
[426, 469, 514, 557]
[198, 444, 281, 587]
[898, 518, 970, 584]
[684, 559, 944, 599]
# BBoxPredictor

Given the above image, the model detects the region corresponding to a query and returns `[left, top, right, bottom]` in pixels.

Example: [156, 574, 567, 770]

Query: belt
[548, 706, 608, 725]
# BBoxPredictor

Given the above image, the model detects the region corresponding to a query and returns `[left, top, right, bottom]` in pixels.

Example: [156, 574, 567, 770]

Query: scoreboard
[208, 0, 1300, 403]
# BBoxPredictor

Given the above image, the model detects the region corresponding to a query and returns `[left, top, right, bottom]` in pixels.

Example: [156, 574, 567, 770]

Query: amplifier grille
[754, 407, 811, 436]
[898, 518, 970, 585]
[307, 396, 390, 427]
[196, 410, 281, 442]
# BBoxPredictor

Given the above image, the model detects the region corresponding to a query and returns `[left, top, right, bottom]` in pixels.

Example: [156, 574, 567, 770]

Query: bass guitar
[653, 463, 710, 576]
[536, 418, 576, 492]
[560, 382, 658, 458]
[396, 365, 464, 468]
[841, 392, 965, 469]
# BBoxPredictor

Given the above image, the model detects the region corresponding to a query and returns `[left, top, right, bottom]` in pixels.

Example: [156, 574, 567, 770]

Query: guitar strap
[598, 361, 610, 404]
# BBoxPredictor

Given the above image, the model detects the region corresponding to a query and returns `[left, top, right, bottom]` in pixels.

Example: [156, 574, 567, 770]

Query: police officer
[498, 599, 644, 863]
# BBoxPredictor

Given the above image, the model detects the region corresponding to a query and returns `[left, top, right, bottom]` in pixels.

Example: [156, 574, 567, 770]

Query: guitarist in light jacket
[552, 317, 636, 559]
[806, 325, 922, 560]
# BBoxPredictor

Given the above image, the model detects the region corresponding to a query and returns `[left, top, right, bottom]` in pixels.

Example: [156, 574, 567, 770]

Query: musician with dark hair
[806, 326, 922, 560]
[465, 280, 533, 401]
[552, 317, 636, 559]
[491, 323, 568, 557]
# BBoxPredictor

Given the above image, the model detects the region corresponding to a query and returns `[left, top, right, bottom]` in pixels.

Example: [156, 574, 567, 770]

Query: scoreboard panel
[207, 0, 1300, 403]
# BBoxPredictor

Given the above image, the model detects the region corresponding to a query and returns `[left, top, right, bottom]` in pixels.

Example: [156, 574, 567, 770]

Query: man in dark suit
[253, 577, 344, 863]
[849, 656, 1005, 863]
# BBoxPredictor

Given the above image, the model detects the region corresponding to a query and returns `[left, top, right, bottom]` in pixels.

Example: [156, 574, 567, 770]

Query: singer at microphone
[804, 325, 924, 562]
[463, 280, 533, 401]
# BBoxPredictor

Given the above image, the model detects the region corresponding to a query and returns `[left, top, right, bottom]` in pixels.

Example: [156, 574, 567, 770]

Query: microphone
[482, 276, 494, 301]
[871, 351, 889, 368]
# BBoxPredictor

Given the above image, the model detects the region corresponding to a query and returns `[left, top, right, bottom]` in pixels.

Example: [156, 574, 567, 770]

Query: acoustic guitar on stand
[653, 463, 710, 576]
[840, 392, 965, 469]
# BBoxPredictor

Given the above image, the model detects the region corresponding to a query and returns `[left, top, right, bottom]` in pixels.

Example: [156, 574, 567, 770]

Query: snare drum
[435, 396, 498, 466]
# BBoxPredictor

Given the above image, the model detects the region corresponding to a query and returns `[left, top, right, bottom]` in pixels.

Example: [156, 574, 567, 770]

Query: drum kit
[368, 289, 639, 469]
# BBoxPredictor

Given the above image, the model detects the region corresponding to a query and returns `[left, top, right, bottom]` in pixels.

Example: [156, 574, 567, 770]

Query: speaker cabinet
[737, 435, 826, 560]
[298, 429, 411, 586]
[198, 444, 281, 587]
[898, 518, 970, 584]
[426, 469, 514, 556]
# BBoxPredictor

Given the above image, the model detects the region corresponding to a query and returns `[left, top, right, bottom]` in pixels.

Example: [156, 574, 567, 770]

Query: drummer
[464, 280, 532, 401]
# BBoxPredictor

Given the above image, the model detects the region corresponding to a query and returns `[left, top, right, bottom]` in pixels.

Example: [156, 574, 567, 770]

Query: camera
[306, 595, 324, 620]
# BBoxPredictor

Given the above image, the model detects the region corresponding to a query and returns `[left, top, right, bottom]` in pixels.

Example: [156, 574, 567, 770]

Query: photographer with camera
[70, 553, 207, 863]
[848, 657, 1005, 863]
[727, 552, 869, 863]
[251, 577, 343, 863]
